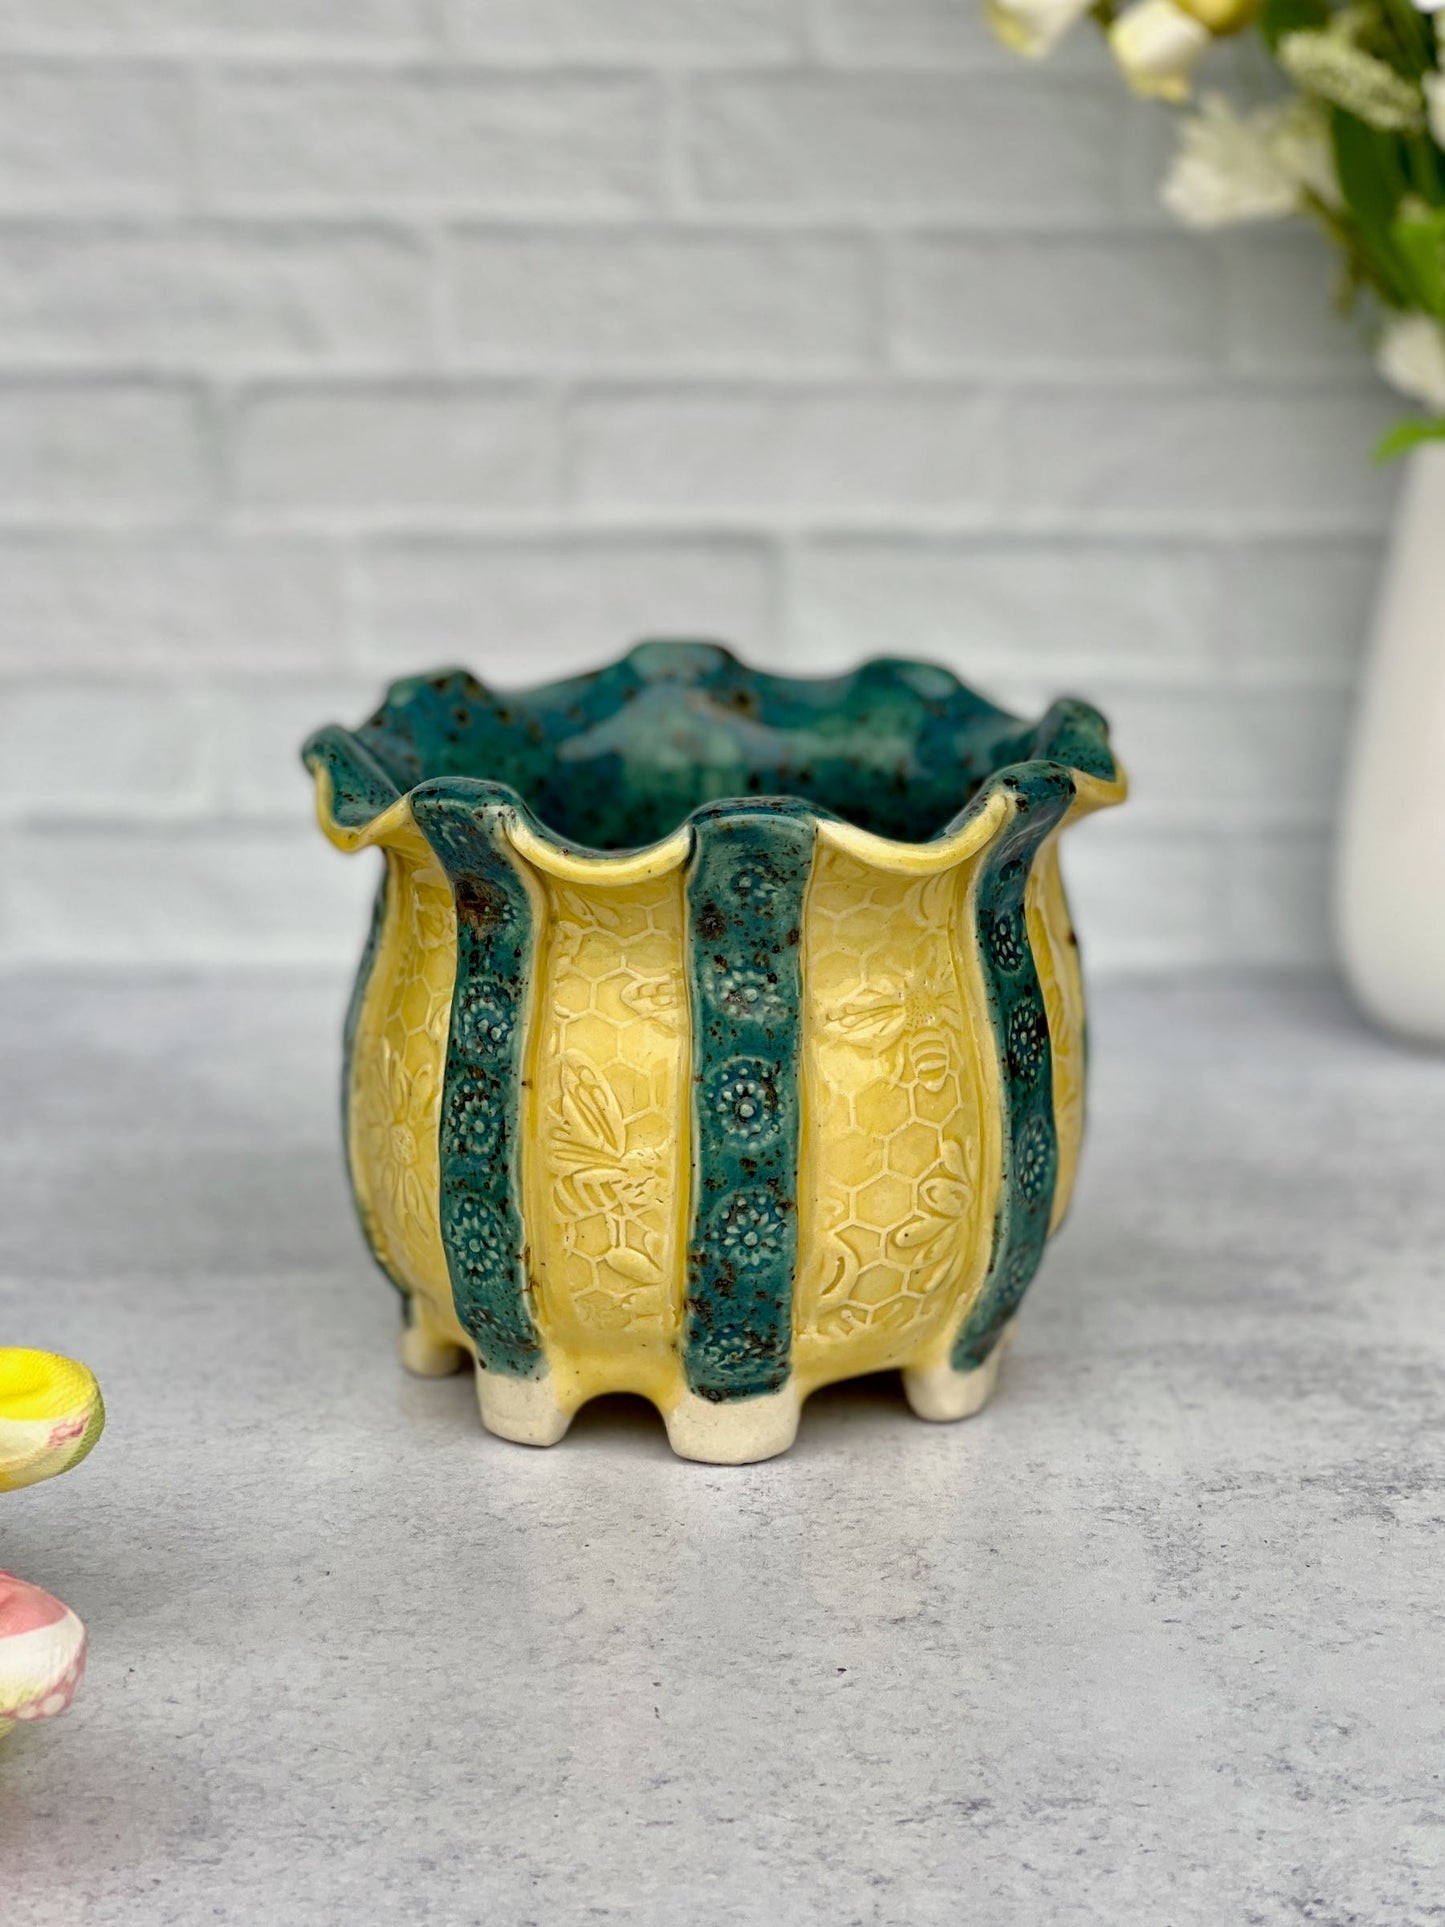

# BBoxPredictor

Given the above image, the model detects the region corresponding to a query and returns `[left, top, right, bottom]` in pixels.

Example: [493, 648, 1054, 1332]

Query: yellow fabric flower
[987, 0, 1095, 57]
[0, 1350, 105, 1494]
[1177, 0, 1259, 29]
[1110, 0, 1213, 100]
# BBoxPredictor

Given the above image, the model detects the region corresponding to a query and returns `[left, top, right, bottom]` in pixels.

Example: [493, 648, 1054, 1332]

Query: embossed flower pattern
[730, 863, 784, 914]
[715, 1190, 787, 1270]
[889, 1138, 979, 1261]
[711, 964, 786, 1026]
[988, 907, 1027, 975]
[444, 1081, 501, 1163]
[365, 1039, 436, 1246]
[453, 984, 514, 1061]
[450, 1192, 512, 1282]
[711, 1059, 780, 1141]
[1006, 1002, 1049, 1082]
[1015, 1116, 1056, 1202]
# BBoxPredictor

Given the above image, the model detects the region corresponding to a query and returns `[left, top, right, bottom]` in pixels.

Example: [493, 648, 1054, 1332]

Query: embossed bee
[821, 974, 962, 1094]
[549, 1054, 664, 1286]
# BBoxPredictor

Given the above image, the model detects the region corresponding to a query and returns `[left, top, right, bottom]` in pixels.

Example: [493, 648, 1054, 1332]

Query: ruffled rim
[303, 641, 1125, 875]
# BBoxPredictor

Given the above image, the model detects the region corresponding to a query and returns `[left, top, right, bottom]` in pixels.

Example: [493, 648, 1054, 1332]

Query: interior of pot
[345, 642, 1065, 851]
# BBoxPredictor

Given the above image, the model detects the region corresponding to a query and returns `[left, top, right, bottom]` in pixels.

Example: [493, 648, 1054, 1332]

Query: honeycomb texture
[792, 844, 995, 1385]
[526, 873, 689, 1379]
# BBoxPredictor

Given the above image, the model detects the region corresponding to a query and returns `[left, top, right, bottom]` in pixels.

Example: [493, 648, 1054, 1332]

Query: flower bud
[1109, 0, 1212, 100]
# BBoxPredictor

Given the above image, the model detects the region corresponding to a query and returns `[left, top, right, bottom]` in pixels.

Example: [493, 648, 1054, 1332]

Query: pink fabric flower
[0, 1571, 88, 1729]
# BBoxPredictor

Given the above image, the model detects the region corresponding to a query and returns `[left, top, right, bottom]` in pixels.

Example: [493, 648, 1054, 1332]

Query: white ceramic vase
[1336, 442, 1445, 1043]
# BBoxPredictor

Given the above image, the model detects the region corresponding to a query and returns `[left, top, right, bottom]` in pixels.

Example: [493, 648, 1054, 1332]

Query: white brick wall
[0, 11, 1401, 972]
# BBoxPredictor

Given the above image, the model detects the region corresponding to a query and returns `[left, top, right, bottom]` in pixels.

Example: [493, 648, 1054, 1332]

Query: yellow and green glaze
[304, 642, 1125, 1463]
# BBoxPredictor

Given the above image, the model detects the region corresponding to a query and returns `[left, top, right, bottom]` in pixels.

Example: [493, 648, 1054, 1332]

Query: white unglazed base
[474, 1366, 573, 1447]
[664, 1385, 802, 1465]
[398, 1316, 465, 1380]
[456, 1331, 1015, 1457]
[902, 1323, 1015, 1423]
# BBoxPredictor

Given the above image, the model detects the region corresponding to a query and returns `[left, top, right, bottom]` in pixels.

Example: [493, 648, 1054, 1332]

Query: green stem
[1300, 188, 1403, 309]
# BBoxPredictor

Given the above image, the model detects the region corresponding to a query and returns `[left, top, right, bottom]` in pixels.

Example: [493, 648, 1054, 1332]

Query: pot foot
[474, 1367, 572, 1447]
[398, 1306, 465, 1379]
[903, 1322, 1015, 1423]
[664, 1386, 802, 1465]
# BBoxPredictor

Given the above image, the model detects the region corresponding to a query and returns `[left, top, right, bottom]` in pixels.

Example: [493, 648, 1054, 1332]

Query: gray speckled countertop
[1, 971, 1442, 1926]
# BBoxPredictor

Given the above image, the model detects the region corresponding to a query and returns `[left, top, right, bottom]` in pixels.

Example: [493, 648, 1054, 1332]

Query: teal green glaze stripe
[952, 770, 1076, 1373]
[682, 803, 815, 1402]
[411, 784, 545, 1380]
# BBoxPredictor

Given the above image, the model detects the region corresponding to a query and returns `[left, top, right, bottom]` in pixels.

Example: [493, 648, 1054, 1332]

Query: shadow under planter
[303, 641, 1125, 1464]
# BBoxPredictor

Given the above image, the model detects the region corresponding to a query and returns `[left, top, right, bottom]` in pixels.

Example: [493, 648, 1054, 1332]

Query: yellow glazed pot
[305, 644, 1124, 1463]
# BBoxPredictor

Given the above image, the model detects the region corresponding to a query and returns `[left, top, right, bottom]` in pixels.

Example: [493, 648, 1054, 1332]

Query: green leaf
[1332, 109, 1419, 307]
[1379, 0, 1435, 77]
[1403, 135, 1445, 208]
[1390, 208, 1445, 315]
[1375, 415, 1445, 461]
[1259, 0, 1330, 49]
[1333, 109, 1411, 232]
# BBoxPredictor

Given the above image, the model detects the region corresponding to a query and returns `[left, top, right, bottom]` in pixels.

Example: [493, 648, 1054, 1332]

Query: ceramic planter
[304, 643, 1124, 1464]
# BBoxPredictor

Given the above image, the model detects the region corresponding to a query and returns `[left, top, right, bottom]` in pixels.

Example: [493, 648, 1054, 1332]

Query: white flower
[1413, 0, 1445, 13]
[1269, 96, 1341, 208]
[986, 0, 1095, 57]
[1109, 0, 1212, 101]
[1425, 72, 1445, 145]
[1377, 312, 1445, 413]
[1278, 25, 1425, 132]
[1161, 93, 1337, 227]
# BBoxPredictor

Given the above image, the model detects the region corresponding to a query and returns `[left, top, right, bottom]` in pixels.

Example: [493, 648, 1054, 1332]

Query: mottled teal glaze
[303, 640, 1110, 853]
[303, 640, 1121, 1400]
[683, 802, 815, 1402]
[410, 785, 545, 1380]
[950, 767, 1076, 1372]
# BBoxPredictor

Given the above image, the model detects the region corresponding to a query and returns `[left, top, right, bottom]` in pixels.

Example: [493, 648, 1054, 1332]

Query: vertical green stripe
[952, 770, 1076, 1373]
[412, 785, 545, 1379]
[682, 802, 815, 1402]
